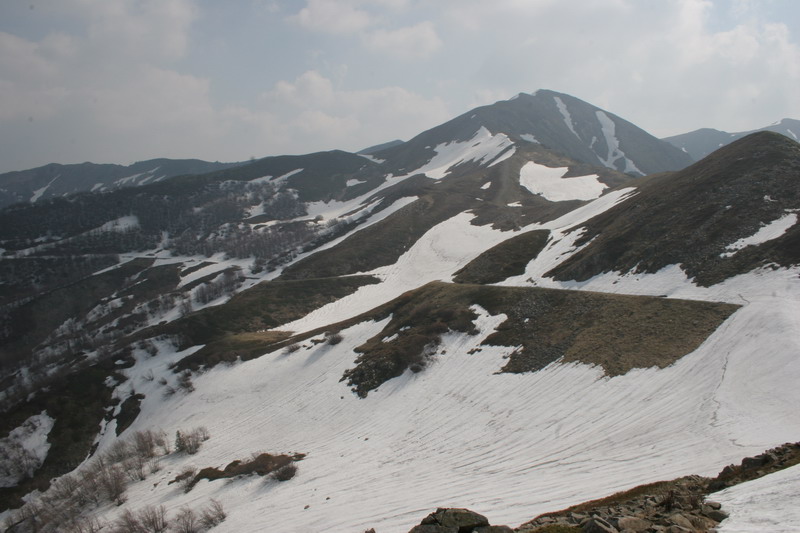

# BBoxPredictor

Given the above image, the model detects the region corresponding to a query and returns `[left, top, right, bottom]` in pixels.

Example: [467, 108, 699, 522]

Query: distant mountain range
[1, 90, 799, 533]
[0, 158, 243, 209]
[663, 118, 800, 160]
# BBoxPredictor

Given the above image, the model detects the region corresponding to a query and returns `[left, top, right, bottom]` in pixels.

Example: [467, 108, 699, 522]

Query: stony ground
[399, 442, 800, 533]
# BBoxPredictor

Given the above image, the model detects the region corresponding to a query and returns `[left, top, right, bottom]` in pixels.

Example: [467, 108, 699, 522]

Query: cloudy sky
[1, 0, 799, 173]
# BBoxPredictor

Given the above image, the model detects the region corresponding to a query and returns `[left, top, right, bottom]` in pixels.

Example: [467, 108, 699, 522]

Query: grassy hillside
[338, 281, 738, 396]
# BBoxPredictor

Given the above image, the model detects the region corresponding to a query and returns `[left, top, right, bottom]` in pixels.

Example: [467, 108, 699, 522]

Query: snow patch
[346, 179, 367, 187]
[30, 174, 60, 202]
[712, 464, 800, 532]
[400, 127, 514, 180]
[278, 212, 513, 334]
[554, 96, 580, 139]
[0, 412, 55, 487]
[519, 161, 607, 202]
[358, 153, 385, 163]
[595, 111, 643, 174]
[98, 215, 140, 232]
[520, 134, 539, 144]
[480, 182, 491, 190]
[721, 213, 797, 257]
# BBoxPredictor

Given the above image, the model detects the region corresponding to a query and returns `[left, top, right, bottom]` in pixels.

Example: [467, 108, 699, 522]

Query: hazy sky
[1, 0, 799, 172]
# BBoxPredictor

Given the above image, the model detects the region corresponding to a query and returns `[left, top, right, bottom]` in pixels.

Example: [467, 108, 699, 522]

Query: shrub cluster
[113, 500, 225, 533]
[175, 426, 210, 455]
[1, 428, 212, 533]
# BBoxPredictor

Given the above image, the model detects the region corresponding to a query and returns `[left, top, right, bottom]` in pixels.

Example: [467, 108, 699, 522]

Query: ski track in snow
[97, 286, 800, 532]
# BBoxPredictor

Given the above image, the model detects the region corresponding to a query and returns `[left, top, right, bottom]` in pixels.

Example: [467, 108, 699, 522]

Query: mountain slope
[544, 132, 800, 286]
[664, 118, 800, 161]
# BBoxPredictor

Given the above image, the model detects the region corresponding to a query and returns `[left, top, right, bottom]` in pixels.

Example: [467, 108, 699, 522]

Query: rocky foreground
[396, 442, 800, 533]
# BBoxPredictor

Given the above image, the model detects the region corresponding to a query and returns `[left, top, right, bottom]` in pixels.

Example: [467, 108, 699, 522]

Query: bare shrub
[47, 473, 81, 504]
[138, 505, 169, 532]
[115, 508, 144, 533]
[325, 331, 343, 345]
[155, 429, 172, 454]
[176, 465, 197, 493]
[176, 427, 210, 455]
[172, 507, 199, 533]
[284, 342, 301, 354]
[65, 516, 106, 533]
[177, 371, 195, 393]
[122, 455, 147, 481]
[99, 464, 128, 504]
[148, 456, 162, 473]
[107, 439, 132, 464]
[133, 429, 158, 458]
[272, 463, 298, 481]
[199, 499, 226, 529]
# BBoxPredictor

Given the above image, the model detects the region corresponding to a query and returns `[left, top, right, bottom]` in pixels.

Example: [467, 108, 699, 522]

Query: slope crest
[547, 132, 800, 286]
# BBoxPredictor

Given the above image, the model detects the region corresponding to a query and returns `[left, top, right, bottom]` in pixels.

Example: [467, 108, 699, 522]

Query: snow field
[100, 290, 800, 532]
[518, 161, 606, 202]
[51, 163, 800, 531]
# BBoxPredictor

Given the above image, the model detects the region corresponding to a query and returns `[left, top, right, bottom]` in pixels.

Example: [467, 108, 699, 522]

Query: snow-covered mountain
[1, 91, 799, 533]
[663, 117, 800, 161]
[0, 158, 244, 210]
[375, 89, 693, 177]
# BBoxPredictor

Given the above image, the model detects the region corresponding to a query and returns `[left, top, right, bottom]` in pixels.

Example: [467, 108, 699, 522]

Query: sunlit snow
[519, 161, 607, 201]
[400, 127, 514, 180]
[712, 464, 800, 533]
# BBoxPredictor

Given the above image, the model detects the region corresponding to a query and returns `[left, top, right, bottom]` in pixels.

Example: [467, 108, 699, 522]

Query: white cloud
[260, 70, 451, 152]
[364, 21, 442, 59]
[290, 0, 374, 35]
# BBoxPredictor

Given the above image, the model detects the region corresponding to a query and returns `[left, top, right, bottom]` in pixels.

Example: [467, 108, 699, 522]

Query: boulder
[409, 526, 458, 533]
[616, 515, 652, 532]
[583, 516, 619, 533]
[415, 508, 490, 532]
